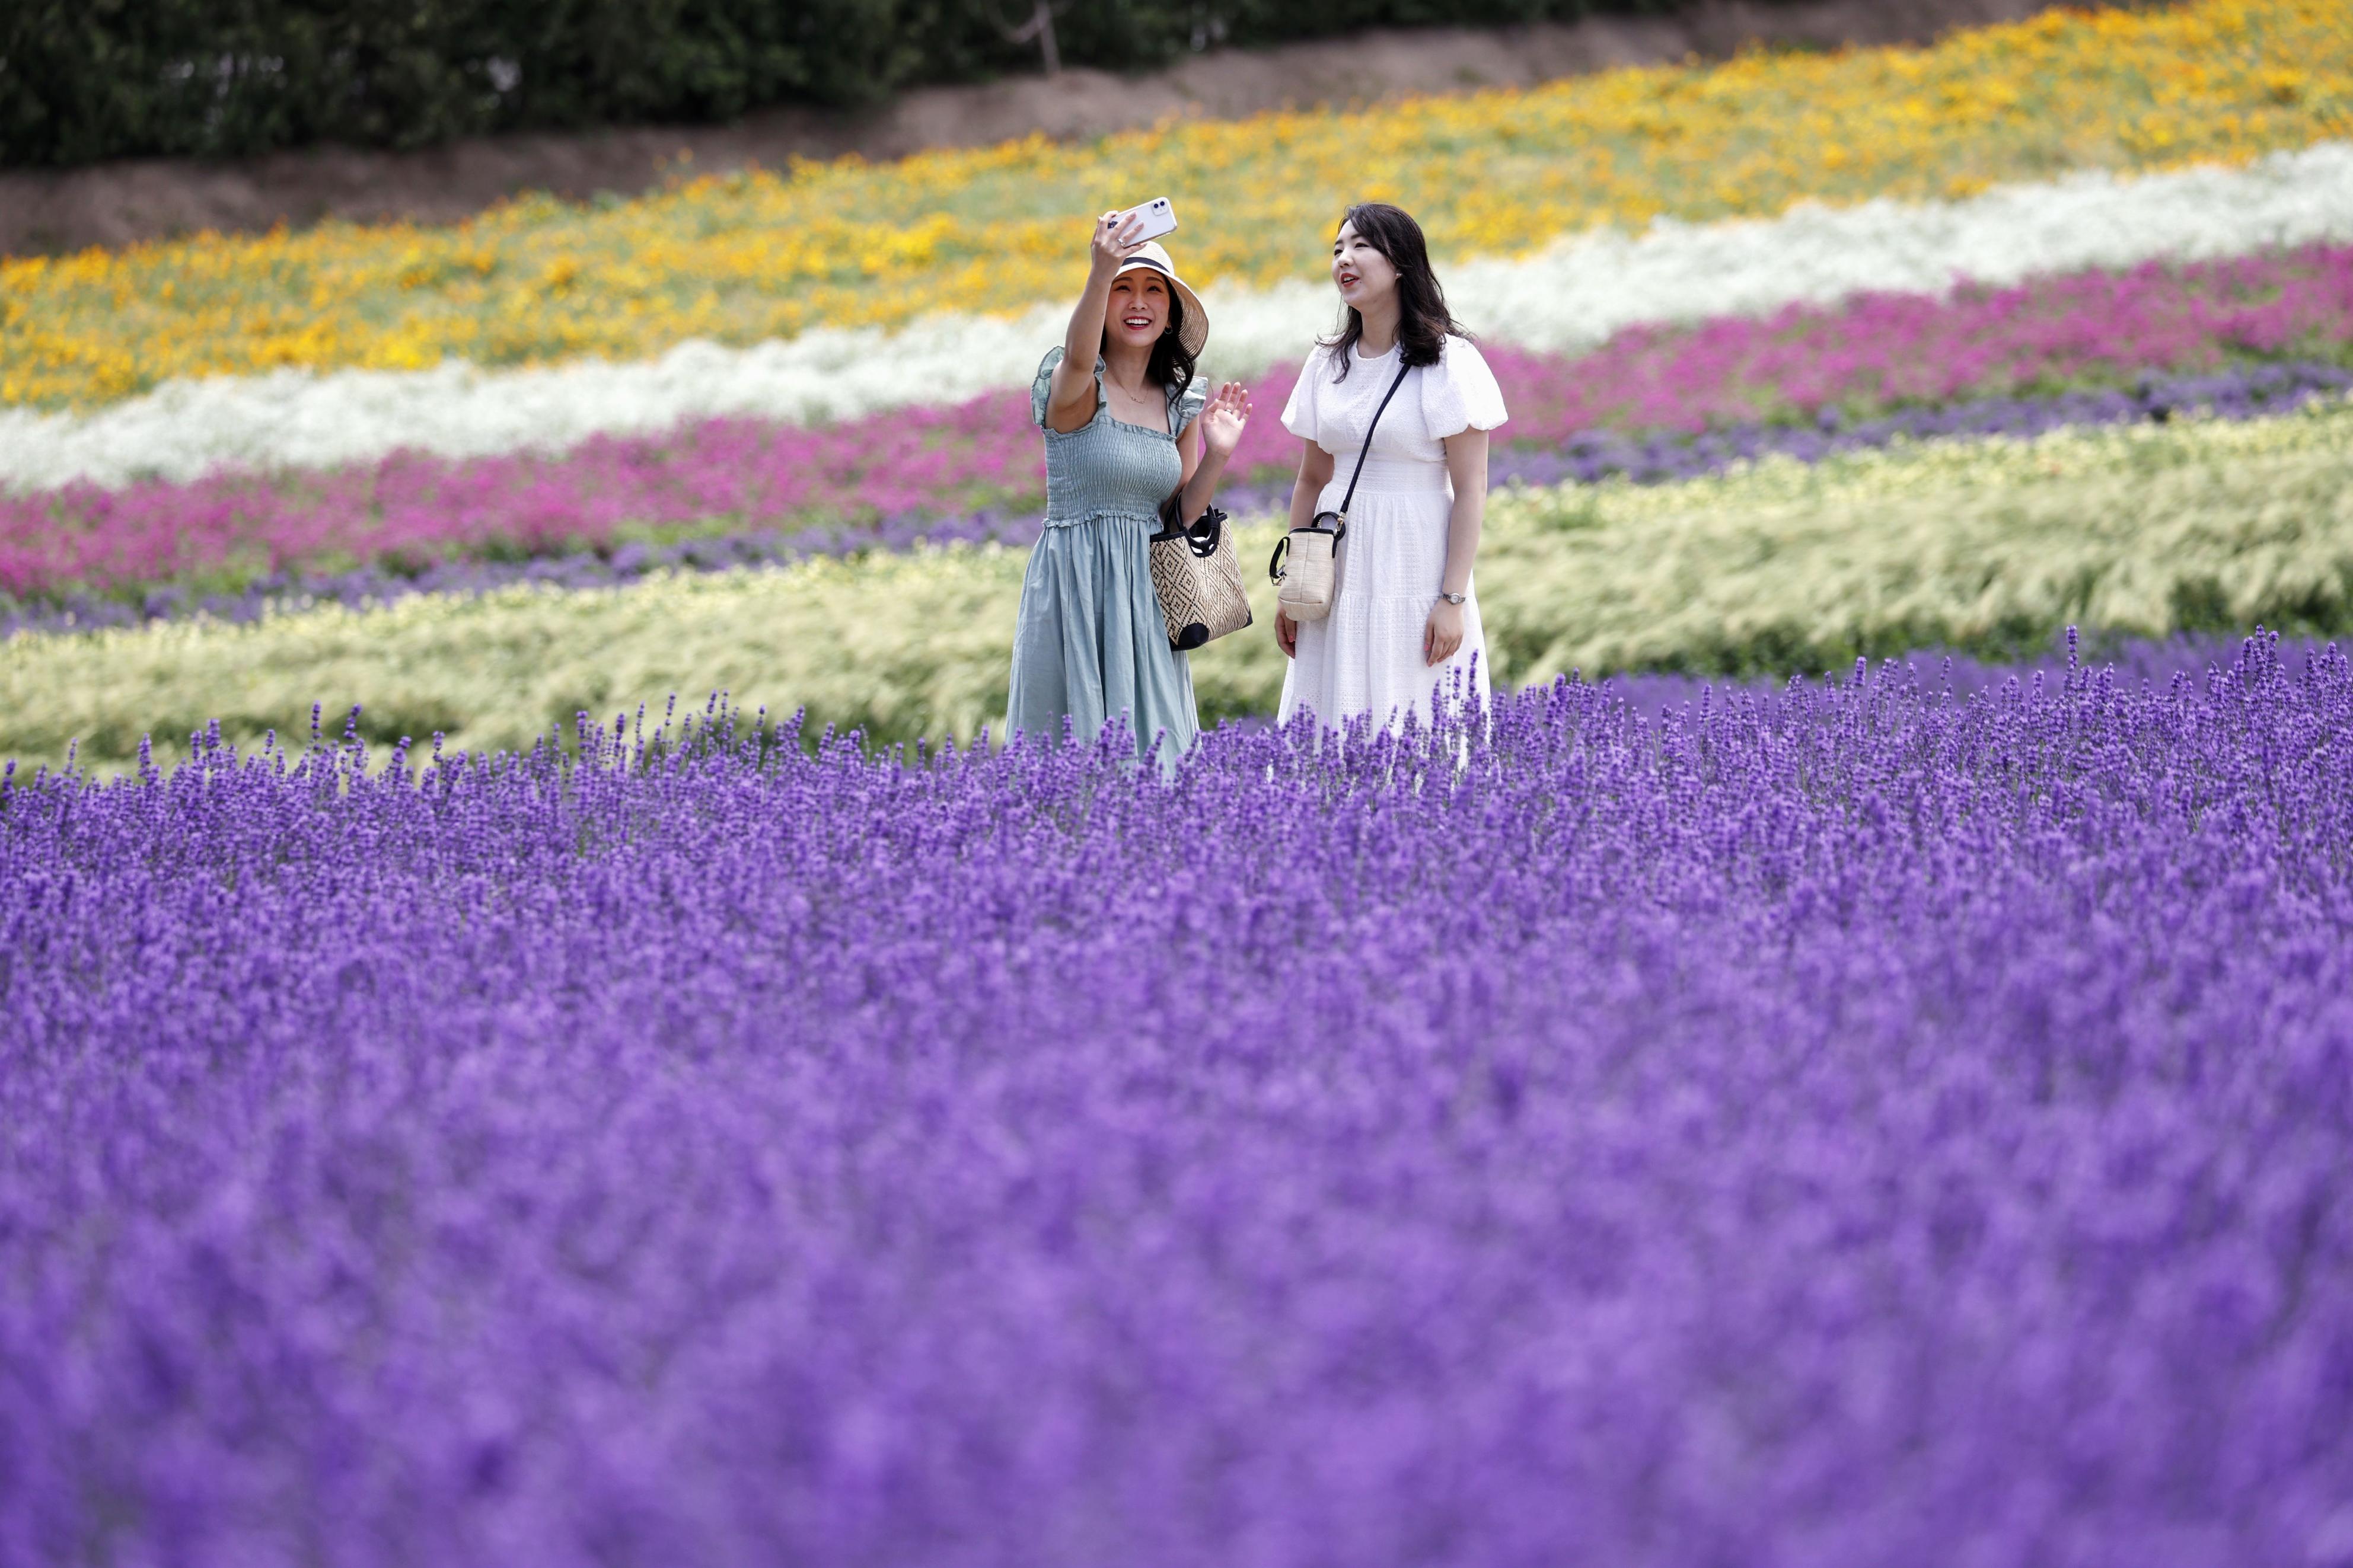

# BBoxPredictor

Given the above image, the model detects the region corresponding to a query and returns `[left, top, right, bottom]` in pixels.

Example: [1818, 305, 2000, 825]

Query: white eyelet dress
[1278, 336, 1509, 734]
[1007, 349, 1207, 769]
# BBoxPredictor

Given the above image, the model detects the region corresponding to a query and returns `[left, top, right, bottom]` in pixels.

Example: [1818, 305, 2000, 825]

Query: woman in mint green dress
[1007, 211, 1253, 770]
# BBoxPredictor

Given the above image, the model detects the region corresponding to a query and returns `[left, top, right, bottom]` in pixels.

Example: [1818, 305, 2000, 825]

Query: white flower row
[7, 140, 2353, 494]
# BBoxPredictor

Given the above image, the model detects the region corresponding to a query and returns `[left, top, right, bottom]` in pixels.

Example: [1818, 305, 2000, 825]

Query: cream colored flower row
[6, 142, 2351, 495]
[12, 400, 2348, 775]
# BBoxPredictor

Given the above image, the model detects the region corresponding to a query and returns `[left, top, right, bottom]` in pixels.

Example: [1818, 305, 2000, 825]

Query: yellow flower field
[4, 0, 2348, 411]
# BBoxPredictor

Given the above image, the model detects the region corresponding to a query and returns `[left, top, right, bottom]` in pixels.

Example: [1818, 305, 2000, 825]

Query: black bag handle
[1154, 496, 1227, 558]
[1329, 359, 1415, 527]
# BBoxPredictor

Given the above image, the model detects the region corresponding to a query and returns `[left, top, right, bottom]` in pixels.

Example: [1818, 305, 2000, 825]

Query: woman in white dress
[1274, 202, 1508, 733]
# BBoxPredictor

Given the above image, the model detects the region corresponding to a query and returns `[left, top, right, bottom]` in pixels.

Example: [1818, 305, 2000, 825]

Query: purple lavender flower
[2, 632, 2349, 1565]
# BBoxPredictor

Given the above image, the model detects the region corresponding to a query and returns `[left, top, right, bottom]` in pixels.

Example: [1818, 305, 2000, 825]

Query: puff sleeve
[1279, 346, 1332, 447]
[1420, 337, 1509, 439]
[1171, 381, 1209, 439]
[1032, 347, 1107, 432]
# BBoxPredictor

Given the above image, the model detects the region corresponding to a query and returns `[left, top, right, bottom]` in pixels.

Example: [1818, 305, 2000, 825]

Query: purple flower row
[7, 241, 2350, 603]
[8, 360, 2341, 641]
[1601, 625, 2344, 717]
[5, 634, 2349, 1565]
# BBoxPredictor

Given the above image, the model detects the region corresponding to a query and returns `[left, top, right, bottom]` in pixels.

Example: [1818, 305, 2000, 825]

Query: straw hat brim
[1114, 248, 1209, 357]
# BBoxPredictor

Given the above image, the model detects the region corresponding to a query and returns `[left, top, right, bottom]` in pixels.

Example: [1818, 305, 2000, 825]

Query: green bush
[1, 0, 1761, 168]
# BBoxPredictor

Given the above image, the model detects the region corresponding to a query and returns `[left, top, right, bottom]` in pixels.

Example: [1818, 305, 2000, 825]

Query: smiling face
[1106, 270, 1171, 352]
[1332, 221, 1399, 312]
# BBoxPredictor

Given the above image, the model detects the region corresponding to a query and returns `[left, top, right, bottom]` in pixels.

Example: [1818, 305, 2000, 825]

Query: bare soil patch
[1, 0, 2121, 257]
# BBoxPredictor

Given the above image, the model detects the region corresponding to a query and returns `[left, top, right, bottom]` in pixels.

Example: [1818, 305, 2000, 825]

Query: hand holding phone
[1115, 197, 1178, 244]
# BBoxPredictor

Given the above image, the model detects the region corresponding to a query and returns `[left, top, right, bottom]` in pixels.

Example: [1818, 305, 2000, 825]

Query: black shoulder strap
[1337, 360, 1414, 521]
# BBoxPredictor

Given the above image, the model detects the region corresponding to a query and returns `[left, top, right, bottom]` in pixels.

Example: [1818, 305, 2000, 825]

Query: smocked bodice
[1032, 349, 1206, 528]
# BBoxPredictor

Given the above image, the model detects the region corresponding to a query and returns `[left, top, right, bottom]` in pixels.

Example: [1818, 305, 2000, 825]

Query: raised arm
[1044, 212, 1149, 434]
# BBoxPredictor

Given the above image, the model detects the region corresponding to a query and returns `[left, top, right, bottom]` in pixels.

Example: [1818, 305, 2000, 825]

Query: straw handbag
[1150, 496, 1252, 650]
[1267, 361, 1413, 622]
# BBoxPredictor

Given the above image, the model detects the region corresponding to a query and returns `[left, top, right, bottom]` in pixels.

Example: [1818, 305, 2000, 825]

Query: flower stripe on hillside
[1493, 239, 2353, 436]
[8, 400, 2349, 769]
[7, 140, 2353, 497]
[10, 365, 2338, 644]
[2, 0, 2348, 413]
[6, 235, 2351, 604]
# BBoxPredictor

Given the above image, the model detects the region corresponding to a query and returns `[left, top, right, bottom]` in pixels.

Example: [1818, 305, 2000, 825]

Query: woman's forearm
[1178, 445, 1231, 521]
[1439, 496, 1482, 596]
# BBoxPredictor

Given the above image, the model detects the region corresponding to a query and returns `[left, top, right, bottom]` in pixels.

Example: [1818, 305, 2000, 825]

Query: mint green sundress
[1007, 348, 1207, 769]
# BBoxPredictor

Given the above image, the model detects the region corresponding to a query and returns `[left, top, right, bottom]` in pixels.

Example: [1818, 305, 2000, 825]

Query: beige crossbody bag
[1267, 359, 1413, 622]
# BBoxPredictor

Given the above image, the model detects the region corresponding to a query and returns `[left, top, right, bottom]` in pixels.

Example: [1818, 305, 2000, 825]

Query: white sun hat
[1114, 241, 1210, 357]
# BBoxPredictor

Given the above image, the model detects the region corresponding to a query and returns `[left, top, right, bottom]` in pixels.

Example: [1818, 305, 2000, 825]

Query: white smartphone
[1116, 196, 1178, 243]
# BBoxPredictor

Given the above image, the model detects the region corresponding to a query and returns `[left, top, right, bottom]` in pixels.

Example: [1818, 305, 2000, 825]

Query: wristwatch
[1438, 590, 1468, 605]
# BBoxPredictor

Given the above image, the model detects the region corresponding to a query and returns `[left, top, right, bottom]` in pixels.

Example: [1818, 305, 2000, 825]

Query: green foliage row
[7, 405, 2348, 776]
[2, 0, 1780, 168]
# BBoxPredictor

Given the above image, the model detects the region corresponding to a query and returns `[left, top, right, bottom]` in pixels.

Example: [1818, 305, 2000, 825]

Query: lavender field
[5, 638, 2350, 1565]
[11, 11, 2353, 1556]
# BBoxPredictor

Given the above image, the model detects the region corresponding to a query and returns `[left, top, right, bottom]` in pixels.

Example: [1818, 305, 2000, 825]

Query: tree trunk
[1026, 0, 1062, 75]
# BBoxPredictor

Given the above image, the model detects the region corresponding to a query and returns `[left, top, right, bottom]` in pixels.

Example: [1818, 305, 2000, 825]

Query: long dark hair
[1322, 202, 1468, 382]
[1101, 282, 1197, 401]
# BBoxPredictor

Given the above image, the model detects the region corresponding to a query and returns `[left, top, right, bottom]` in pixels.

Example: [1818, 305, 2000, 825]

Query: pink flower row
[1493, 239, 2353, 439]
[6, 242, 2351, 600]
